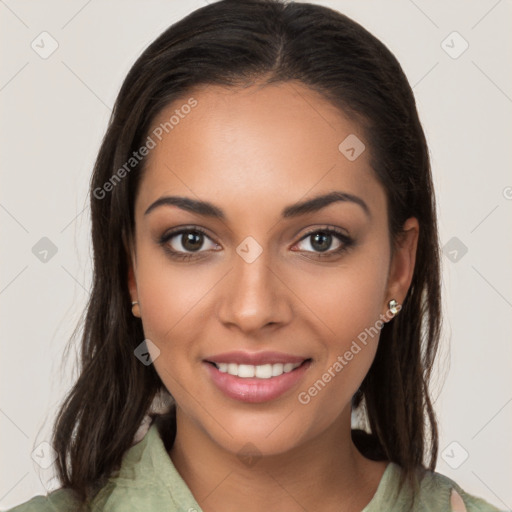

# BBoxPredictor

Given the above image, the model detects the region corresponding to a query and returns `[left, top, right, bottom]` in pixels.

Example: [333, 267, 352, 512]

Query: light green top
[7, 423, 505, 511]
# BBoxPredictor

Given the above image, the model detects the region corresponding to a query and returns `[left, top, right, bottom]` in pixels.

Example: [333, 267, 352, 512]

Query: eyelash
[158, 225, 354, 261]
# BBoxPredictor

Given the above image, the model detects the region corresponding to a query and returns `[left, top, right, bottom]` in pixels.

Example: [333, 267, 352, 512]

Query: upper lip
[204, 351, 310, 365]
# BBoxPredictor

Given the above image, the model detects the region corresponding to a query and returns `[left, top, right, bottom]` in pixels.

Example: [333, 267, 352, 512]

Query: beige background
[1, 0, 511, 509]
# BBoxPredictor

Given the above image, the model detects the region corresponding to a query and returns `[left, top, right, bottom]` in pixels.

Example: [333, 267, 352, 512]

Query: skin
[128, 81, 419, 512]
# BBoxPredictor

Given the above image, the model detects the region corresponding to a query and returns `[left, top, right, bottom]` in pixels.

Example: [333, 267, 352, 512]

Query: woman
[9, 0, 503, 510]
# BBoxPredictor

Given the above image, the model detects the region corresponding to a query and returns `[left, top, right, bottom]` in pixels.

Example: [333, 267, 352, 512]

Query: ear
[127, 249, 141, 318]
[123, 229, 139, 305]
[128, 260, 138, 302]
[383, 217, 419, 314]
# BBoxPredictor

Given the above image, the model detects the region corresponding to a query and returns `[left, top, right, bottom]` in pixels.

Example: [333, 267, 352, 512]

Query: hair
[51, 0, 441, 508]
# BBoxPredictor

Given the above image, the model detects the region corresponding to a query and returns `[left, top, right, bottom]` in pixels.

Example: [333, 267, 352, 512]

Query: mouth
[204, 359, 312, 379]
[202, 354, 313, 403]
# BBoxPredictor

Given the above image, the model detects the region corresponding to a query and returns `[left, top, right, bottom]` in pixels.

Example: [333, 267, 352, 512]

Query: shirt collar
[97, 421, 400, 511]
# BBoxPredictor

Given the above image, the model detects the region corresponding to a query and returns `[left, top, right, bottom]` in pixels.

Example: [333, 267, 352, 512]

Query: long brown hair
[52, 0, 441, 506]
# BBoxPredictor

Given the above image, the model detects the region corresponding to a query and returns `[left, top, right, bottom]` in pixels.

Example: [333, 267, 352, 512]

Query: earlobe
[384, 217, 419, 315]
[131, 300, 141, 318]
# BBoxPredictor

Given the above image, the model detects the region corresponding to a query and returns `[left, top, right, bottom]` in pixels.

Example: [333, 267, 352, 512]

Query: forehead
[136, 81, 384, 217]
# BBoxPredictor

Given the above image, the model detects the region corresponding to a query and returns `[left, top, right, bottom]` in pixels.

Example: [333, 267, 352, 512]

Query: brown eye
[160, 227, 219, 258]
[180, 231, 204, 252]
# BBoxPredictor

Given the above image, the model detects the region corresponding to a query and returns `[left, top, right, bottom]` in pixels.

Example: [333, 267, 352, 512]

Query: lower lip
[204, 360, 312, 403]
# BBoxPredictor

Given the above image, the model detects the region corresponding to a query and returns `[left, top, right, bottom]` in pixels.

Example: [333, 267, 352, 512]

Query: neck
[168, 406, 387, 512]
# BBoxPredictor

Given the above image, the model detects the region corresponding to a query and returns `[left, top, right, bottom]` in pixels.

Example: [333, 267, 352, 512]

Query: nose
[217, 247, 293, 334]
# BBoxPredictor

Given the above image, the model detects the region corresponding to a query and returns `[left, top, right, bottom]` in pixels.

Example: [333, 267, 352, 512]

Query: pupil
[312, 232, 331, 252]
[182, 232, 203, 251]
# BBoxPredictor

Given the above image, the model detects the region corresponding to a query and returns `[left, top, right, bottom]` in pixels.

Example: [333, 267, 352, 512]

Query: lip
[203, 358, 312, 403]
[204, 350, 308, 365]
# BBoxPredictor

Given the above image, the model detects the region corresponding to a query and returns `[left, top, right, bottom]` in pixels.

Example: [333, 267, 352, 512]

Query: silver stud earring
[388, 299, 400, 316]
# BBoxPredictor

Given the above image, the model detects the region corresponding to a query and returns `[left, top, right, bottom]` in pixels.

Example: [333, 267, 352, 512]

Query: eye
[158, 225, 353, 261]
[159, 227, 220, 259]
[293, 228, 354, 256]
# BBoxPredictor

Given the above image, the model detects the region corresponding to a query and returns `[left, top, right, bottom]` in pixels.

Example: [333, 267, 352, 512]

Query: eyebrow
[144, 191, 370, 219]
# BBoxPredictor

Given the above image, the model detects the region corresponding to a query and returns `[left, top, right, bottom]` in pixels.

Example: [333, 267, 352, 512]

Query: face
[128, 81, 418, 457]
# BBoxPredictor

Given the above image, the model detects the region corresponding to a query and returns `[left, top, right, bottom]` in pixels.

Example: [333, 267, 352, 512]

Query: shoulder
[5, 488, 80, 512]
[6, 422, 202, 512]
[419, 469, 505, 512]
[367, 462, 506, 512]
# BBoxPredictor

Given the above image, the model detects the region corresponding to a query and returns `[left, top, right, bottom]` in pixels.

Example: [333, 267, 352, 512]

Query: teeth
[214, 361, 302, 378]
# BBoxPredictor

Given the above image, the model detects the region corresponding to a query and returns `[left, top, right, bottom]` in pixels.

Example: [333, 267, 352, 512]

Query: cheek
[134, 255, 210, 397]
[134, 246, 216, 344]
[293, 248, 389, 409]
[296, 248, 390, 344]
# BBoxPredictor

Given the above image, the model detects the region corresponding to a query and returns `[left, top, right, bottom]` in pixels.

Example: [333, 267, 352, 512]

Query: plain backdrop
[1, 0, 511, 509]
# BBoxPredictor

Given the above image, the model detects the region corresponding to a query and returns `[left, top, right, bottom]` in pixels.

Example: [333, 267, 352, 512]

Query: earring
[388, 299, 400, 316]
[131, 301, 140, 317]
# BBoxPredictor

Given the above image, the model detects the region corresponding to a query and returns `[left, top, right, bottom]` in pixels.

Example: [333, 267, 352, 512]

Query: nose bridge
[217, 240, 290, 332]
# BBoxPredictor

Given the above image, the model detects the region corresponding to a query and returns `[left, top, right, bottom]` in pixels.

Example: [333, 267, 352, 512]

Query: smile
[208, 361, 303, 378]
[203, 355, 312, 403]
